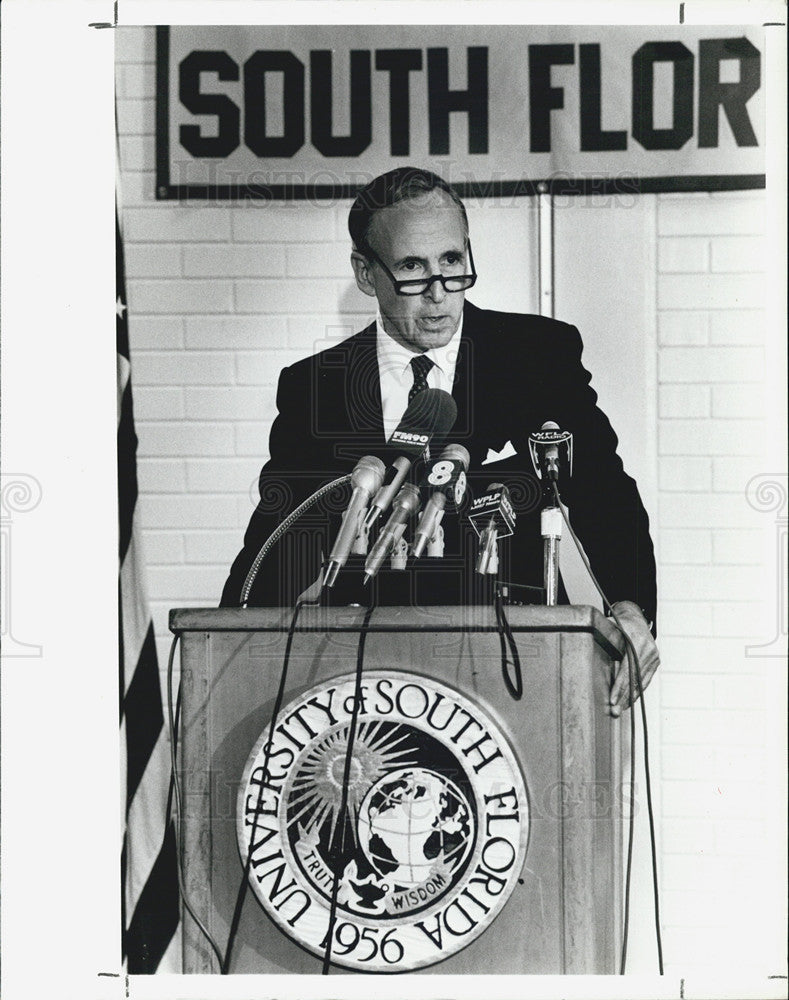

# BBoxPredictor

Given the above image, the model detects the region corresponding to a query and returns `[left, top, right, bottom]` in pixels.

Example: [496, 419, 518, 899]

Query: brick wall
[116, 26, 785, 980]
[118, 28, 369, 651]
[654, 190, 785, 977]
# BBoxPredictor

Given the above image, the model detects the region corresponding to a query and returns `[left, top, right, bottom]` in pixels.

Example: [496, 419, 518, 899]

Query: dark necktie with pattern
[408, 353, 434, 403]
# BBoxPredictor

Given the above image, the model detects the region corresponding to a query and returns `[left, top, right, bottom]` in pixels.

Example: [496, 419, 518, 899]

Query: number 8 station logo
[236, 671, 529, 972]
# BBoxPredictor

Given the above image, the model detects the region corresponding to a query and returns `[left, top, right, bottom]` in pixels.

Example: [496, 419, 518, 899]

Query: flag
[117, 205, 180, 972]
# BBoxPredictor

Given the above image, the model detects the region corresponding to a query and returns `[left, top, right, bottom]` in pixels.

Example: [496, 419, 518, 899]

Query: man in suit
[221, 167, 659, 714]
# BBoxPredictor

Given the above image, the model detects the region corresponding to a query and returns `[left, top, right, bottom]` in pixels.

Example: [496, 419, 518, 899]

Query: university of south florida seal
[236, 671, 529, 972]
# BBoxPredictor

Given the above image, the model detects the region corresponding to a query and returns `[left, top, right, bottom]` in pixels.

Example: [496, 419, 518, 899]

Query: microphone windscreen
[389, 388, 457, 458]
[351, 455, 386, 493]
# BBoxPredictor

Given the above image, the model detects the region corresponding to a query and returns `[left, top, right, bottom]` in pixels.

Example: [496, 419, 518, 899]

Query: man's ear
[351, 251, 377, 298]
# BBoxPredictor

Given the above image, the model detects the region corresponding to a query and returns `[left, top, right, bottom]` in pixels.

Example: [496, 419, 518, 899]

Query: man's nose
[423, 276, 447, 303]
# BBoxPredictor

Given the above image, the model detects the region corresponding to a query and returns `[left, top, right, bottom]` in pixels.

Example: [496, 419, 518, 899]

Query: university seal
[236, 671, 529, 971]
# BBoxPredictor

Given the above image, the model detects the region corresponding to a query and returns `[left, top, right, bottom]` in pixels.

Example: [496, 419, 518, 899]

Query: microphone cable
[221, 597, 307, 974]
[550, 482, 663, 975]
[240, 475, 352, 607]
[493, 583, 523, 700]
[321, 603, 376, 974]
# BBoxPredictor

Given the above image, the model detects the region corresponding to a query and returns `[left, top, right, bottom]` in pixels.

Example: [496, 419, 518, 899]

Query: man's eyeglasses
[364, 242, 477, 297]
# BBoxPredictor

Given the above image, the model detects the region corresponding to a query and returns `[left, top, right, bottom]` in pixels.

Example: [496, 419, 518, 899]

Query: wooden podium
[170, 604, 624, 975]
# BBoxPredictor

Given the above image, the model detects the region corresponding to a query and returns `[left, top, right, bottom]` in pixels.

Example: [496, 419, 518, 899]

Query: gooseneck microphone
[323, 455, 385, 587]
[363, 483, 421, 584]
[468, 483, 516, 575]
[411, 443, 471, 558]
[364, 388, 457, 529]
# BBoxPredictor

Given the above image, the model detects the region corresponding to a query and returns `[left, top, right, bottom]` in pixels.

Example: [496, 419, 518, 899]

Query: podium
[170, 604, 624, 975]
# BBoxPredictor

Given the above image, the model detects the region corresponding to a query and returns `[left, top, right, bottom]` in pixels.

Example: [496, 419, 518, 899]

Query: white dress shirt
[375, 312, 464, 442]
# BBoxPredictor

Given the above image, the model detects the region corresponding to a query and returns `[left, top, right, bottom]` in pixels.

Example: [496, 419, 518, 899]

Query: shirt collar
[375, 309, 464, 378]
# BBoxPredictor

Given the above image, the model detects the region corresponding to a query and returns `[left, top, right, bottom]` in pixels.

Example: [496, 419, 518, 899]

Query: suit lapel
[321, 322, 386, 464]
[453, 301, 503, 463]
[347, 323, 385, 440]
[451, 320, 473, 445]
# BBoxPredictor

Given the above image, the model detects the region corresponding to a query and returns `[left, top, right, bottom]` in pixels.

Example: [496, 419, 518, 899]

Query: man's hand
[608, 601, 660, 717]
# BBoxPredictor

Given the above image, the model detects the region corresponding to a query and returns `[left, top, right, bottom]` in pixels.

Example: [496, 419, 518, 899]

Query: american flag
[117, 205, 180, 971]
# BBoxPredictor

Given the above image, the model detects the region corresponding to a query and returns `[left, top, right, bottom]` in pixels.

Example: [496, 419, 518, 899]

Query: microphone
[411, 444, 471, 558]
[468, 483, 516, 575]
[364, 388, 457, 529]
[323, 455, 386, 587]
[543, 423, 560, 480]
[527, 422, 573, 606]
[527, 421, 573, 483]
[477, 521, 499, 576]
[363, 483, 421, 584]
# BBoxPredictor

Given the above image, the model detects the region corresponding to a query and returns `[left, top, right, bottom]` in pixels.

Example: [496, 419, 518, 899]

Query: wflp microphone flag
[412, 444, 471, 558]
[365, 388, 457, 529]
[468, 483, 516, 575]
[323, 455, 385, 587]
[527, 422, 573, 484]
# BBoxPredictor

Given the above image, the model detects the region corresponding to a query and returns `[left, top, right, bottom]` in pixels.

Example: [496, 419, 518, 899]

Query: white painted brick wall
[117, 27, 784, 980]
[660, 529, 713, 564]
[710, 309, 768, 344]
[655, 188, 784, 978]
[658, 310, 709, 345]
[116, 27, 376, 690]
[658, 346, 765, 382]
[658, 457, 713, 493]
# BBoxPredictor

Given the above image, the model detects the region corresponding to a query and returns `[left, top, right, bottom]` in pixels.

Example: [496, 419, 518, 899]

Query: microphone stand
[541, 449, 562, 605]
[541, 454, 563, 603]
[426, 520, 444, 558]
[541, 502, 562, 605]
[528, 423, 573, 608]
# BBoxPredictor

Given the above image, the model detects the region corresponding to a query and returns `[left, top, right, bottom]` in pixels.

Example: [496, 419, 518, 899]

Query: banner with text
[156, 24, 766, 199]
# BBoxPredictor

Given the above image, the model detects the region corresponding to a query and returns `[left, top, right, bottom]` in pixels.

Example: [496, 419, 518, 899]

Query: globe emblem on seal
[237, 671, 529, 972]
[281, 721, 477, 921]
[358, 767, 472, 890]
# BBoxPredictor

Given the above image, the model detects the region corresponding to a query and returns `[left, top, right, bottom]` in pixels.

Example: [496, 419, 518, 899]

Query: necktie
[409, 354, 434, 403]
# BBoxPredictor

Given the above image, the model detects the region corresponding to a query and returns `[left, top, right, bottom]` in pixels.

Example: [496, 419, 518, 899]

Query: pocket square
[482, 440, 517, 465]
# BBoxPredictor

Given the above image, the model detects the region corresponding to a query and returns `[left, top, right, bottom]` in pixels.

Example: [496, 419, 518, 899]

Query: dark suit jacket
[221, 301, 657, 626]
